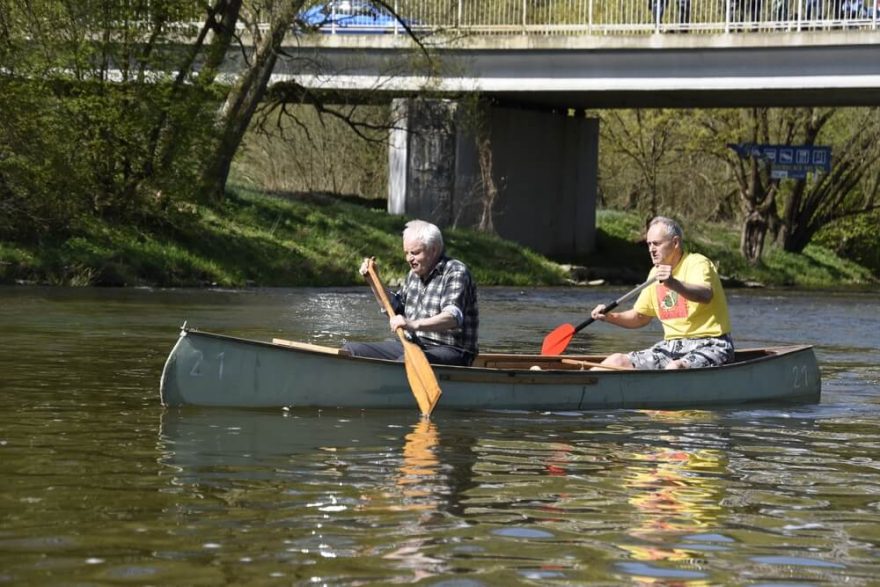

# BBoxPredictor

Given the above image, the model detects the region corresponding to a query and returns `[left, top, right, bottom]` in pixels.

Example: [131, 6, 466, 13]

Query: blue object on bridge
[727, 143, 832, 179]
[299, 1, 414, 33]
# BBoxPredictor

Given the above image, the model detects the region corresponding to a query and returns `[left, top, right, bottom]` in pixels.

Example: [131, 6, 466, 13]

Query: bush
[814, 212, 880, 277]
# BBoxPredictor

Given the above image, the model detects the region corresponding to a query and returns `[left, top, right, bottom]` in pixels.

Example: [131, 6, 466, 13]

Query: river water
[1, 285, 878, 585]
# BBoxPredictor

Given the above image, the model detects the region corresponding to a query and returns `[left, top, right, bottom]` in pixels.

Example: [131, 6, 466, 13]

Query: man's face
[403, 236, 439, 279]
[645, 225, 680, 266]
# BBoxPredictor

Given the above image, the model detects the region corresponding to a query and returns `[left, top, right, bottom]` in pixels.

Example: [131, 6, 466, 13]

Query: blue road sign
[727, 143, 832, 179]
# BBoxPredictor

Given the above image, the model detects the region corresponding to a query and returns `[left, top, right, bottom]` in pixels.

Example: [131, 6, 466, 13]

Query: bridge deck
[267, 29, 880, 109]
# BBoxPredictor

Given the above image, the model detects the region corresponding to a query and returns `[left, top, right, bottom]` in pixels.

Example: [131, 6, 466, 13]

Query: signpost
[727, 143, 832, 179]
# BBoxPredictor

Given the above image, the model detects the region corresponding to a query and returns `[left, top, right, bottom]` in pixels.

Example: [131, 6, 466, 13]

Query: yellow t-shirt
[633, 252, 731, 340]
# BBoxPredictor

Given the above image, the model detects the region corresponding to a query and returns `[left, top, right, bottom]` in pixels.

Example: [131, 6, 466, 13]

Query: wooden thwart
[272, 338, 346, 355]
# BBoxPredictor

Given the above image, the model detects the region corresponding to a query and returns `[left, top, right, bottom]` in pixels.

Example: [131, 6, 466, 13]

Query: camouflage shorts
[628, 334, 735, 370]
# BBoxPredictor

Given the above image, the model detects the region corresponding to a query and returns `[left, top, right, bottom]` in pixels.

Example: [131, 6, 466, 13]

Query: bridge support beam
[388, 98, 597, 259]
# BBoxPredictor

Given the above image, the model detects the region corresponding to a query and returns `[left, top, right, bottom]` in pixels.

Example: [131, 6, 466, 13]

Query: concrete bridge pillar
[388, 98, 597, 260]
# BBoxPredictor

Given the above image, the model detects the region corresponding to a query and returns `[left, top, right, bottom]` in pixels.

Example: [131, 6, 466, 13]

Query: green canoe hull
[160, 328, 821, 412]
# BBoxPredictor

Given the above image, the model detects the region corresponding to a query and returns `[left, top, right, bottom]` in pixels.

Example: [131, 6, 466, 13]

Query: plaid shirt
[392, 255, 479, 355]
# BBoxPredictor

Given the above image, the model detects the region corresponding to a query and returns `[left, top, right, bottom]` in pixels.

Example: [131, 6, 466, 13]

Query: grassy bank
[0, 188, 876, 288]
[585, 210, 877, 288]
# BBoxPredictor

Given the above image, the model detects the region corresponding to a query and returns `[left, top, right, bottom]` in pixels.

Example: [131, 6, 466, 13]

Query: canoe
[160, 327, 821, 411]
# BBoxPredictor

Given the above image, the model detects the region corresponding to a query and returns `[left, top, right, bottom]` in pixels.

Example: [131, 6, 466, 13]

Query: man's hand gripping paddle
[364, 259, 442, 417]
[540, 277, 658, 355]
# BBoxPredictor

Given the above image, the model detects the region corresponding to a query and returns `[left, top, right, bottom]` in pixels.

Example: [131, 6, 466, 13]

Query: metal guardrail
[316, 0, 880, 35]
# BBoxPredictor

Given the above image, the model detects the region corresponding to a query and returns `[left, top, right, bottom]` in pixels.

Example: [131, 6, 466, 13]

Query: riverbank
[0, 187, 876, 288]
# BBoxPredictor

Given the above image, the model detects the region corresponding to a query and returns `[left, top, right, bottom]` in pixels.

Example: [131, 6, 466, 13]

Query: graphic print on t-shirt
[656, 283, 688, 319]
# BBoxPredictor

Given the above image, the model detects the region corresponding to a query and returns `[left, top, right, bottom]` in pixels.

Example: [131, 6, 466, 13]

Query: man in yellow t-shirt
[589, 216, 733, 370]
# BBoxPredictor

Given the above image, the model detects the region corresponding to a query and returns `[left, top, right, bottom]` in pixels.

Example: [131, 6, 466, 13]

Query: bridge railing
[369, 0, 880, 35]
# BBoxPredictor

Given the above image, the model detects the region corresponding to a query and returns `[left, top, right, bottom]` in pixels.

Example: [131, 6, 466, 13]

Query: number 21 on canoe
[364, 259, 442, 417]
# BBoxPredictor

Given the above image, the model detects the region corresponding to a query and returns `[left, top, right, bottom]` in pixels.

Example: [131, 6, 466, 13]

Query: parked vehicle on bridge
[298, 1, 415, 33]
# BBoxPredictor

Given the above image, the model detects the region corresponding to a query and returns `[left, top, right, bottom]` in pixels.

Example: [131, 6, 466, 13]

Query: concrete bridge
[279, 31, 880, 109]
[231, 3, 880, 259]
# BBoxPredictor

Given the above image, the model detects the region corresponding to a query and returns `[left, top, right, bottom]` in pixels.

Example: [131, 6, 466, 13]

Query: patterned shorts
[628, 334, 735, 370]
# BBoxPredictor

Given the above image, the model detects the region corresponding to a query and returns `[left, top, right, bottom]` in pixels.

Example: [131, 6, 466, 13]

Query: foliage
[0, 80, 86, 241]
[231, 104, 390, 199]
[1, 0, 432, 245]
[0, 1, 223, 243]
[690, 107, 880, 262]
[764, 108, 880, 254]
[0, 188, 567, 287]
[814, 211, 880, 276]
[3, 2, 878, 281]
[597, 107, 880, 265]
[596, 109, 736, 223]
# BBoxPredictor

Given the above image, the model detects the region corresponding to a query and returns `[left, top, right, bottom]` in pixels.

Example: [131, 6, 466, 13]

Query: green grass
[582, 209, 876, 288]
[0, 188, 567, 287]
[0, 191, 875, 288]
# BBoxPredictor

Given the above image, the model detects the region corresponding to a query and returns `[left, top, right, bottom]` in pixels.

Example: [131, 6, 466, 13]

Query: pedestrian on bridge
[649, 0, 691, 28]
[804, 0, 824, 22]
[729, 0, 765, 28]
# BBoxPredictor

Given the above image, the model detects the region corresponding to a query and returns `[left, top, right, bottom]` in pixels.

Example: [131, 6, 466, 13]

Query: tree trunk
[782, 222, 814, 253]
[740, 210, 768, 264]
[476, 132, 498, 233]
[731, 108, 785, 263]
[199, 3, 304, 202]
[146, 0, 242, 183]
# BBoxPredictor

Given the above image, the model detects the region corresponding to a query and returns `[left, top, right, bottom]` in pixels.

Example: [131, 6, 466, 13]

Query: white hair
[648, 216, 683, 241]
[403, 219, 444, 251]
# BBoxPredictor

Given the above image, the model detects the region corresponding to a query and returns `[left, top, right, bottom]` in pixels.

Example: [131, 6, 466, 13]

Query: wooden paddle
[364, 259, 442, 417]
[541, 277, 658, 356]
[560, 358, 630, 371]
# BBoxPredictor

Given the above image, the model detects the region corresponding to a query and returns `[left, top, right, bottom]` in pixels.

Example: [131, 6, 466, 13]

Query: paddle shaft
[573, 277, 658, 334]
[364, 260, 442, 417]
[560, 358, 630, 371]
[364, 264, 397, 319]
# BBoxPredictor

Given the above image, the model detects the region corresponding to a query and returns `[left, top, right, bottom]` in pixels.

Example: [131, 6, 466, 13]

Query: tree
[197, 0, 427, 202]
[699, 107, 880, 263]
[600, 109, 680, 218]
[0, 0, 425, 243]
[1, 0, 225, 238]
[702, 107, 787, 263]
[777, 108, 880, 253]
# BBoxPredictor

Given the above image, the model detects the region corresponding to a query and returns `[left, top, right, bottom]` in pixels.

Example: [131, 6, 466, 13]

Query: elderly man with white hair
[343, 219, 479, 366]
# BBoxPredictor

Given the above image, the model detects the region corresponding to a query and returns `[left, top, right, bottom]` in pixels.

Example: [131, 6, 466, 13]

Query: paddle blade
[364, 259, 443, 416]
[401, 336, 442, 416]
[541, 323, 575, 356]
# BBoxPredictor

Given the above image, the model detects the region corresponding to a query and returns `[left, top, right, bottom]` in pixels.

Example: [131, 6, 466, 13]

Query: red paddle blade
[541, 323, 575, 355]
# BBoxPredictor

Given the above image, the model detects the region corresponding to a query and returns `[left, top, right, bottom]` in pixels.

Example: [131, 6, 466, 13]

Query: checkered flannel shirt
[392, 256, 479, 355]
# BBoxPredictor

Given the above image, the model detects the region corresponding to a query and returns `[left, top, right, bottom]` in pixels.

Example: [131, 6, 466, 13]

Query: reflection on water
[0, 286, 879, 584]
[618, 412, 726, 585]
[383, 421, 443, 580]
[396, 420, 441, 504]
